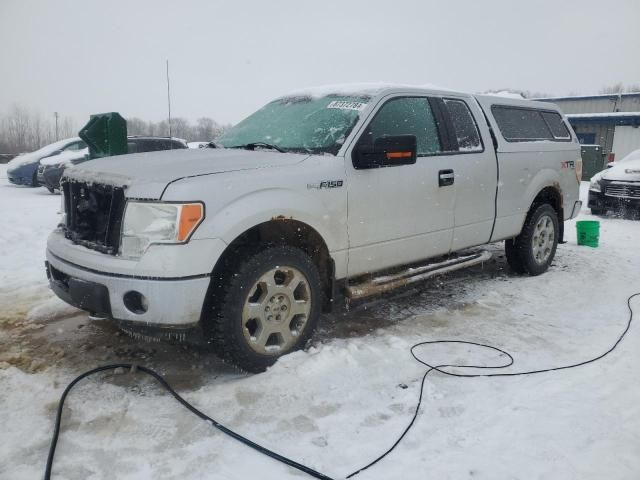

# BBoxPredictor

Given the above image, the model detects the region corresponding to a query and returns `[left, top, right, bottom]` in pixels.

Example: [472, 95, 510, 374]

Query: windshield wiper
[231, 142, 287, 153]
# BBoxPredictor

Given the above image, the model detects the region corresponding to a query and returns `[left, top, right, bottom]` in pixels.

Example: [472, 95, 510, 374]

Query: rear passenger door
[440, 97, 498, 250]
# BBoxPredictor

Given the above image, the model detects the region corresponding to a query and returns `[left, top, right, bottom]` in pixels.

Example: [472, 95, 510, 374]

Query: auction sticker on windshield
[326, 100, 367, 111]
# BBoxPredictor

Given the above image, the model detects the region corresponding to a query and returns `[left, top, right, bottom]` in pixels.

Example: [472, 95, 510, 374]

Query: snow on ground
[1, 164, 639, 480]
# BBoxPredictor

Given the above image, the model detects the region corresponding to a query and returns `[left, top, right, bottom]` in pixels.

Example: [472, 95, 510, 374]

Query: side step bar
[345, 251, 492, 300]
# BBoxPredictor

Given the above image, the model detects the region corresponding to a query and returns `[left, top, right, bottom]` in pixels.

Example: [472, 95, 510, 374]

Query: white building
[535, 93, 640, 161]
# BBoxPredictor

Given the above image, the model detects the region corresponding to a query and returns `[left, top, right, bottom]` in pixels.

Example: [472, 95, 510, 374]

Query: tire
[46, 187, 55, 194]
[504, 239, 526, 274]
[504, 203, 559, 276]
[590, 207, 604, 215]
[204, 245, 323, 373]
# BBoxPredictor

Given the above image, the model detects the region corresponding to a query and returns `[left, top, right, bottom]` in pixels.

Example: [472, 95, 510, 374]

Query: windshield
[217, 95, 370, 155]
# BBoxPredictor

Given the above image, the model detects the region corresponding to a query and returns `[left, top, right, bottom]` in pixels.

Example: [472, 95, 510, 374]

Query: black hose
[44, 292, 639, 480]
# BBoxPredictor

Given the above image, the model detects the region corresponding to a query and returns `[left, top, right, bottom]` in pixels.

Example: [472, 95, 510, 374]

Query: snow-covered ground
[1, 163, 639, 480]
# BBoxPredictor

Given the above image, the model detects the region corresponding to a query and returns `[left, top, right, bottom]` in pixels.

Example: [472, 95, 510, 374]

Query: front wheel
[204, 245, 323, 372]
[505, 204, 559, 276]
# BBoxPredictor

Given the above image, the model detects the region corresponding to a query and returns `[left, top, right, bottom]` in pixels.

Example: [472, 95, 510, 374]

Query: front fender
[205, 187, 346, 253]
[161, 159, 349, 255]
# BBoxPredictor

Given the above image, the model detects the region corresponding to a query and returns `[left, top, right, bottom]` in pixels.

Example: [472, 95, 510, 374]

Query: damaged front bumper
[45, 254, 209, 328]
[45, 230, 228, 330]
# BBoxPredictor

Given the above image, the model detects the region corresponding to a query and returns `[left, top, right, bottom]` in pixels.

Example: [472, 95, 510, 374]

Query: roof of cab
[279, 83, 460, 99]
[475, 94, 561, 112]
[278, 83, 562, 111]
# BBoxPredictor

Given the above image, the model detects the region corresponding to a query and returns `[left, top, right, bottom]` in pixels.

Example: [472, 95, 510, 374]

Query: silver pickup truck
[46, 85, 582, 371]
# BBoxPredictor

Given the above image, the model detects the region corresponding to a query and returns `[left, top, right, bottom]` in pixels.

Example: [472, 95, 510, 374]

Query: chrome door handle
[439, 169, 454, 187]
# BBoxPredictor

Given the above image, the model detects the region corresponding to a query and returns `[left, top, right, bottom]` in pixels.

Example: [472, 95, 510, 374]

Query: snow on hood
[592, 155, 640, 183]
[6, 137, 82, 170]
[64, 147, 309, 198]
[40, 148, 88, 166]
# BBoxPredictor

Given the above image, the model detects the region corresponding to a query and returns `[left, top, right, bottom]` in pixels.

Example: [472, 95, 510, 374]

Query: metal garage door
[612, 126, 640, 160]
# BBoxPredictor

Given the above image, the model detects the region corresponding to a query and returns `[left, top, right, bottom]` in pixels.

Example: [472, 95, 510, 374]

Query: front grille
[62, 180, 126, 255]
[604, 182, 640, 199]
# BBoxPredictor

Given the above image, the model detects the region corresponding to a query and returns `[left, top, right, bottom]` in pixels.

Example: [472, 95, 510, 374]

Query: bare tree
[127, 117, 150, 136]
[5, 105, 31, 152]
[0, 105, 230, 153]
[599, 83, 640, 94]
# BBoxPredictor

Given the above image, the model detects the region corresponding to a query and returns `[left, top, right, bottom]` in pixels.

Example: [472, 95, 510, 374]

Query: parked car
[589, 149, 640, 215]
[46, 85, 581, 372]
[188, 141, 210, 149]
[6, 137, 87, 186]
[37, 136, 188, 193]
[37, 148, 89, 193]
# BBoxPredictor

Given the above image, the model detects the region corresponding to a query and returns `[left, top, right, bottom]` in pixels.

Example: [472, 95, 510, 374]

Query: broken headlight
[120, 201, 204, 258]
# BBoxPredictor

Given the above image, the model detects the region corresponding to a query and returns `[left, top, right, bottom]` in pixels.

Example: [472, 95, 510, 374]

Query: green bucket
[576, 220, 600, 247]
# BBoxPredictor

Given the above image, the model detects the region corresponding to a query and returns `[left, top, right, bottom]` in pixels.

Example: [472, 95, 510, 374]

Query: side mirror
[353, 135, 417, 170]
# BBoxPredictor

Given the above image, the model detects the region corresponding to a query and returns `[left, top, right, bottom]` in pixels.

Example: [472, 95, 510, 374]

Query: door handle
[439, 169, 454, 187]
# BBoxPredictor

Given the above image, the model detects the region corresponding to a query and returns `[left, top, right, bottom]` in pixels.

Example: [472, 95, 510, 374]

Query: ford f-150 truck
[46, 84, 582, 372]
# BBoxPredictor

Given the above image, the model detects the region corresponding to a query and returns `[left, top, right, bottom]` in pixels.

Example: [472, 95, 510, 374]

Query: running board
[345, 251, 492, 300]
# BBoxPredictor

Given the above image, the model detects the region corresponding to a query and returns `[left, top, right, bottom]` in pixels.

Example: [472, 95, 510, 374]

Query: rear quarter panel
[474, 96, 581, 241]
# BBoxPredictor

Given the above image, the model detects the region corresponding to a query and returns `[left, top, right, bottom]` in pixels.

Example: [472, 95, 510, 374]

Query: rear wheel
[590, 207, 604, 215]
[204, 245, 322, 372]
[505, 203, 559, 276]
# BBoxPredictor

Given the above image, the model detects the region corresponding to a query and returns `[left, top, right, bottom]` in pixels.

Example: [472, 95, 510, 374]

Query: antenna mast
[166, 59, 172, 138]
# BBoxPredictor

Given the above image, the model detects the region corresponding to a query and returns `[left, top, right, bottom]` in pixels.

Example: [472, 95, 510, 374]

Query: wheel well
[209, 220, 335, 312]
[531, 186, 564, 242]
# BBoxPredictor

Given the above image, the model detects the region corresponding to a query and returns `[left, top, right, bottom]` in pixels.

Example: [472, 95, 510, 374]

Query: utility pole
[54, 112, 59, 141]
[166, 60, 172, 138]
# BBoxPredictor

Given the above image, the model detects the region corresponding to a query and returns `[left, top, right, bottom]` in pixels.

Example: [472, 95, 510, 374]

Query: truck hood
[594, 157, 640, 183]
[63, 148, 309, 198]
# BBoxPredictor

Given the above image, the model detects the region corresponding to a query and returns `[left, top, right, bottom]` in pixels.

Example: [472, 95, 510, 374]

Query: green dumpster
[79, 112, 128, 160]
[580, 144, 605, 180]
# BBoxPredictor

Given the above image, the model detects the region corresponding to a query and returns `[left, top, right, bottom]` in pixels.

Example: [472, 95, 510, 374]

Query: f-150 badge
[307, 180, 344, 189]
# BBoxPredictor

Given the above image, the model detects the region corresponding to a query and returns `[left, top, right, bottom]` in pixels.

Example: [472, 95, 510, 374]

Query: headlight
[120, 201, 204, 258]
[589, 178, 601, 192]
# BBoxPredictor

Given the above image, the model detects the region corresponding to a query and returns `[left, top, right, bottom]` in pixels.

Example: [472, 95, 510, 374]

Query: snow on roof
[40, 148, 88, 166]
[483, 90, 526, 99]
[533, 92, 640, 101]
[279, 82, 454, 99]
[566, 111, 640, 118]
[7, 137, 82, 169]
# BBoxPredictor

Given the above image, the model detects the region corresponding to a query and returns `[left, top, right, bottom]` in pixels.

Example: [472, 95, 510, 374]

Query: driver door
[345, 95, 456, 277]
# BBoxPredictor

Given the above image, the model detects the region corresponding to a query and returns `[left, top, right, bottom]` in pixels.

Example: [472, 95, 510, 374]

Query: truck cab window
[491, 106, 554, 142]
[443, 99, 482, 152]
[362, 97, 441, 155]
[541, 111, 571, 140]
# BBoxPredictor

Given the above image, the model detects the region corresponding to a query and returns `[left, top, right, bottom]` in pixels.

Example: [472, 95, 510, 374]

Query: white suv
[46, 84, 581, 371]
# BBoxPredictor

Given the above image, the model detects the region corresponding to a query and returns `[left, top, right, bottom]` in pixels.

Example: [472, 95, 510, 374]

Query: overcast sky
[1, 0, 638, 127]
